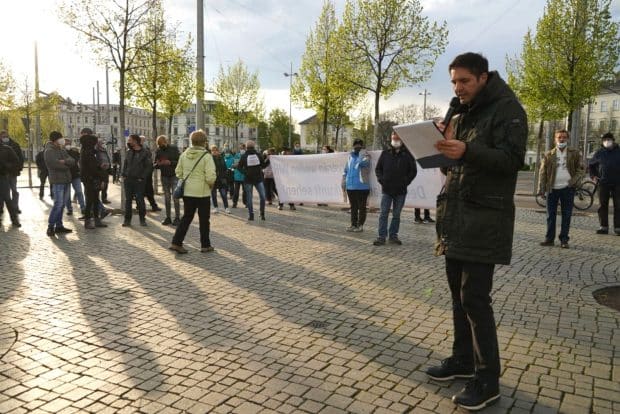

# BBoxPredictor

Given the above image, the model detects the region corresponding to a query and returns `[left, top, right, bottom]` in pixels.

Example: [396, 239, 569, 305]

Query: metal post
[583, 102, 591, 163]
[196, 0, 205, 132]
[284, 62, 298, 150]
[34, 43, 42, 151]
[419, 89, 430, 120]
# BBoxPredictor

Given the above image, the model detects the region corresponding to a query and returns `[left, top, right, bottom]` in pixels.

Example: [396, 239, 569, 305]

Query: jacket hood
[469, 71, 518, 111]
[185, 146, 207, 159]
[44, 141, 58, 150]
[80, 134, 98, 149]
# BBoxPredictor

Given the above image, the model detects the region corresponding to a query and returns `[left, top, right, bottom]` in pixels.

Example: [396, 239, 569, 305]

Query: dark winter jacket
[154, 144, 180, 177]
[43, 141, 75, 185]
[35, 150, 47, 175]
[435, 71, 527, 265]
[67, 147, 81, 180]
[375, 146, 417, 196]
[238, 148, 265, 184]
[212, 154, 228, 189]
[80, 134, 107, 183]
[0, 144, 20, 176]
[4, 138, 24, 175]
[589, 143, 620, 186]
[122, 146, 152, 181]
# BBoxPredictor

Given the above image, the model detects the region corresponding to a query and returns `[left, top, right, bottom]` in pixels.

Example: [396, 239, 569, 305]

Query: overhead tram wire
[462, 0, 523, 46]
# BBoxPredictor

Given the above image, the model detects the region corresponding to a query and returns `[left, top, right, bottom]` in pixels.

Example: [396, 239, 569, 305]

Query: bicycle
[535, 183, 594, 211]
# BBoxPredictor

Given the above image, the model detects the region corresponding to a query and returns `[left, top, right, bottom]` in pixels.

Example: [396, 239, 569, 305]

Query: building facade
[299, 114, 354, 152]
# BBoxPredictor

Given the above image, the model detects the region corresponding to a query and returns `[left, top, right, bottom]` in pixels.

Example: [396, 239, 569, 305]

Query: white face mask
[603, 140, 614, 149]
[57, 138, 66, 146]
[391, 140, 402, 148]
[556, 142, 567, 149]
[1, 137, 8, 143]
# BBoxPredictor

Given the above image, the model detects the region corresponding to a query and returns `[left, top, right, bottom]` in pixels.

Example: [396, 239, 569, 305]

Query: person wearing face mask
[79, 128, 108, 230]
[231, 143, 247, 209]
[0, 130, 24, 216]
[44, 131, 76, 236]
[373, 131, 417, 245]
[589, 132, 620, 235]
[538, 129, 584, 248]
[121, 134, 152, 226]
[154, 135, 181, 225]
[343, 138, 371, 232]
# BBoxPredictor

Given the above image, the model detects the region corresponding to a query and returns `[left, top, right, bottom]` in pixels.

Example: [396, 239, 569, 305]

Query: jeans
[244, 181, 266, 216]
[161, 175, 180, 219]
[172, 196, 211, 248]
[598, 183, 620, 229]
[347, 189, 370, 227]
[233, 181, 247, 207]
[124, 178, 146, 221]
[211, 186, 229, 209]
[545, 186, 574, 243]
[65, 178, 85, 213]
[377, 193, 406, 239]
[446, 258, 500, 384]
[49, 183, 70, 228]
[0, 175, 18, 222]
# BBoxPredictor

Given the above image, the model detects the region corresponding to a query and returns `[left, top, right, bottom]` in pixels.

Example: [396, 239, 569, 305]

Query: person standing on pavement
[210, 145, 231, 214]
[589, 132, 620, 235]
[0, 139, 21, 227]
[140, 135, 161, 213]
[0, 130, 24, 215]
[79, 129, 108, 230]
[96, 138, 112, 204]
[231, 143, 247, 209]
[44, 131, 76, 236]
[154, 135, 181, 226]
[122, 134, 151, 227]
[169, 130, 216, 254]
[373, 131, 417, 245]
[238, 140, 267, 221]
[427, 52, 527, 411]
[343, 138, 371, 232]
[35, 148, 51, 200]
[64, 139, 86, 217]
[538, 129, 584, 248]
[414, 208, 435, 224]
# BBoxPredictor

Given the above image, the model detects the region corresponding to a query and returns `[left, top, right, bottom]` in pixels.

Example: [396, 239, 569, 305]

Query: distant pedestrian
[414, 208, 435, 224]
[169, 130, 216, 254]
[343, 138, 371, 232]
[35, 149, 51, 200]
[231, 143, 247, 208]
[44, 131, 75, 236]
[589, 132, 620, 235]
[122, 134, 151, 227]
[238, 140, 267, 221]
[210, 145, 231, 214]
[373, 131, 417, 245]
[0, 130, 23, 215]
[0, 139, 21, 227]
[154, 135, 181, 225]
[79, 128, 108, 230]
[538, 129, 584, 248]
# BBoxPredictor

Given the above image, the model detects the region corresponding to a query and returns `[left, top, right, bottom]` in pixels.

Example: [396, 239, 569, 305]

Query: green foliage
[341, 0, 448, 148]
[0, 63, 15, 112]
[213, 60, 263, 144]
[507, 0, 619, 128]
[266, 109, 291, 150]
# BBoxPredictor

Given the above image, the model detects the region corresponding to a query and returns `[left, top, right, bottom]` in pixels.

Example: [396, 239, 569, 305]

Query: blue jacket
[232, 152, 245, 182]
[589, 143, 620, 186]
[343, 150, 371, 191]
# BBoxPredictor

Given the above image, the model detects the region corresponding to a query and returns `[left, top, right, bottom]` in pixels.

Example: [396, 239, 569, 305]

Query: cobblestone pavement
[0, 181, 618, 414]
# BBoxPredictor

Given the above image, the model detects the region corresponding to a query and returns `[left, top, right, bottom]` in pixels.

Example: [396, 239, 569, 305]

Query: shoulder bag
[173, 151, 208, 199]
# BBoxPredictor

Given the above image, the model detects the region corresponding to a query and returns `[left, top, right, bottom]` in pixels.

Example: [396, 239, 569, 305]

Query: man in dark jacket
[238, 140, 266, 221]
[64, 139, 86, 217]
[44, 131, 76, 236]
[427, 53, 527, 411]
[122, 134, 152, 226]
[0, 140, 21, 227]
[154, 135, 181, 225]
[373, 131, 417, 245]
[589, 132, 620, 235]
[80, 128, 108, 229]
[0, 130, 24, 214]
[35, 149, 51, 200]
[140, 135, 161, 212]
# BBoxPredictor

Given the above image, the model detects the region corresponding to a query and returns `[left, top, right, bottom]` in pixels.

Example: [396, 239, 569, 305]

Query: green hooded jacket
[175, 146, 216, 197]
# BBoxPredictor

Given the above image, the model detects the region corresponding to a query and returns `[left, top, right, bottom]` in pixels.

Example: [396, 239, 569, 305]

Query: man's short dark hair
[128, 134, 140, 141]
[449, 52, 489, 78]
[49, 131, 63, 141]
[80, 127, 94, 135]
[602, 132, 614, 140]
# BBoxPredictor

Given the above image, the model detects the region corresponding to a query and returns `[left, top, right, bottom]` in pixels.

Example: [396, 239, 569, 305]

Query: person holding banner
[373, 131, 417, 245]
[427, 52, 527, 411]
[343, 139, 371, 232]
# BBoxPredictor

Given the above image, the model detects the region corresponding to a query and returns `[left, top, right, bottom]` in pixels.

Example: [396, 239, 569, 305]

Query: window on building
[113, 116, 118, 124]
[613, 100, 619, 111]
[215, 127, 220, 136]
[599, 120, 607, 131]
[601, 101, 608, 112]
[173, 127, 178, 135]
[240, 132, 244, 138]
[611, 120, 618, 132]
[205, 127, 209, 135]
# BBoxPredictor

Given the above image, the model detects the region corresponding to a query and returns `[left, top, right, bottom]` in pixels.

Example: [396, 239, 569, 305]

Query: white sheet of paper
[393, 121, 457, 168]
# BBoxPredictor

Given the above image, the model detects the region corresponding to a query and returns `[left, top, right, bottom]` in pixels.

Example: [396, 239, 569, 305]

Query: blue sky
[2, 0, 619, 126]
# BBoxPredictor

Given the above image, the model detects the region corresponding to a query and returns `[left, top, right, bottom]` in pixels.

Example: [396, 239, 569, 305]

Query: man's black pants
[83, 180, 101, 219]
[446, 258, 500, 384]
[598, 183, 620, 229]
[346, 189, 369, 227]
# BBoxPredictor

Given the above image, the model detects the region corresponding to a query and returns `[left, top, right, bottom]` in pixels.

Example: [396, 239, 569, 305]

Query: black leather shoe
[452, 378, 500, 411]
[55, 226, 73, 234]
[426, 357, 474, 381]
[388, 237, 402, 245]
[46, 227, 55, 237]
[373, 238, 385, 246]
[162, 217, 172, 225]
[539, 240, 554, 246]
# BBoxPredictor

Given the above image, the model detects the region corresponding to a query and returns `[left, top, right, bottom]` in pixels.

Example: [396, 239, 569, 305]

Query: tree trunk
[119, 69, 127, 209]
[168, 115, 173, 138]
[373, 91, 380, 149]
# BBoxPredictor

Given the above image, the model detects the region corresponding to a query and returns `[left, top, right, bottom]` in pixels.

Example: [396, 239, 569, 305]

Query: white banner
[270, 151, 444, 209]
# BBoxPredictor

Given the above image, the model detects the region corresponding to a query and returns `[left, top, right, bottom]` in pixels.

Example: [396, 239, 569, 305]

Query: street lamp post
[419, 89, 431, 120]
[284, 62, 298, 150]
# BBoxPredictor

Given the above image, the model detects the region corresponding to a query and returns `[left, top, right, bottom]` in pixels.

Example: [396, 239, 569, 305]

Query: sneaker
[423, 217, 435, 223]
[225, 208, 231, 214]
[172, 217, 180, 226]
[560, 242, 569, 249]
[55, 226, 73, 234]
[452, 378, 500, 411]
[84, 219, 96, 230]
[200, 246, 215, 252]
[346, 226, 357, 232]
[373, 238, 386, 246]
[94, 219, 108, 228]
[162, 217, 172, 225]
[388, 237, 403, 245]
[169, 244, 188, 254]
[352, 226, 363, 232]
[414, 217, 424, 224]
[212, 207, 219, 214]
[11, 221, 21, 228]
[151, 206, 162, 212]
[140, 219, 148, 226]
[289, 205, 296, 210]
[122, 221, 131, 227]
[596, 227, 609, 234]
[539, 240, 554, 246]
[426, 357, 474, 381]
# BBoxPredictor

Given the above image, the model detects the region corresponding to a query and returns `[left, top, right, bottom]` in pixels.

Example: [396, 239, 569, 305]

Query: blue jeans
[211, 186, 229, 209]
[65, 178, 85, 212]
[545, 187, 574, 243]
[377, 193, 406, 239]
[244, 181, 266, 216]
[49, 183, 70, 228]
